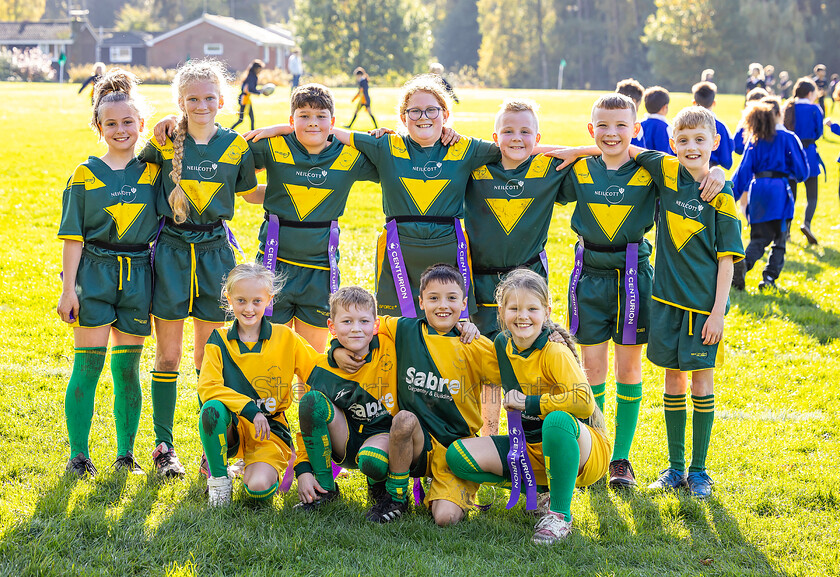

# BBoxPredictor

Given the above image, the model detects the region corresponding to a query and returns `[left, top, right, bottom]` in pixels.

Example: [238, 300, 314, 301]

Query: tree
[115, 0, 162, 32]
[294, 0, 431, 77]
[432, 0, 481, 70]
[0, 0, 46, 20]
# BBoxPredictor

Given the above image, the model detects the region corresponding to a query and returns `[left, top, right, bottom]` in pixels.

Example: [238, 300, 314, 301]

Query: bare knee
[432, 501, 465, 527]
[155, 353, 181, 372]
[391, 411, 418, 438]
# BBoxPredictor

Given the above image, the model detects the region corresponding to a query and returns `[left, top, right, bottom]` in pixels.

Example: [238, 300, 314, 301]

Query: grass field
[1, 82, 839, 576]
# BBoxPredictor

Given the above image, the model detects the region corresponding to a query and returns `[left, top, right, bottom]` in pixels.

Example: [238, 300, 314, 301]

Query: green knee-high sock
[663, 393, 687, 472]
[198, 400, 231, 477]
[358, 446, 390, 482]
[298, 391, 335, 491]
[591, 382, 606, 414]
[542, 411, 581, 520]
[245, 481, 279, 500]
[65, 347, 107, 458]
[445, 440, 506, 484]
[151, 370, 178, 448]
[386, 470, 410, 503]
[690, 395, 715, 472]
[110, 345, 143, 457]
[612, 382, 643, 461]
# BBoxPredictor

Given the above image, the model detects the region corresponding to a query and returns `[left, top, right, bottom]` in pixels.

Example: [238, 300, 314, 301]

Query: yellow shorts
[419, 435, 480, 511]
[229, 417, 292, 481]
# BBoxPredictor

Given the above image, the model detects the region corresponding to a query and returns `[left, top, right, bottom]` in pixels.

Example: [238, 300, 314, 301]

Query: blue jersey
[789, 101, 824, 178]
[631, 124, 645, 148]
[640, 115, 672, 155]
[733, 126, 746, 156]
[828, 122, 840, 162]
[710, 118, 734, 169]
[732, 127, 809, 224]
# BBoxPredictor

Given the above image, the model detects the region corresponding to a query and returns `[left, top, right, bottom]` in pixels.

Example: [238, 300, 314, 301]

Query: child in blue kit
[823, 116, 840, 207]
[616, 78, 646, 147]
[782, 77, 824, 244]
[693, 82, 734, 169]
[640, 86, 672, 154]
[732, 98, 809, 291]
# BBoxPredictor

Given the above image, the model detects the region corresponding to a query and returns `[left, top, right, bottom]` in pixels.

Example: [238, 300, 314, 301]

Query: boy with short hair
[334, 264, 498, 526]
[616, 78, 646, 147]
[247, 83, 380, 353]
[630, 106, 744, 498]
[641, 86, 673, 154]
[294, 286, 399, 512]
[692, 81, 734, 169]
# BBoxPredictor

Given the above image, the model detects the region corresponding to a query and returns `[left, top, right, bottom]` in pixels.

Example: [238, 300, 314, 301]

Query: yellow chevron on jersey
[218, 135, 249, 165]
[661, 156, 680, 192]
[388, 134, 410, 159]
[471, 165, 492, 180]
[137, 163, 160, 185]
[486, 198, 533, 235]
[285, 184, 333, 220]
[666, 210, 706, 251]
[151, 137, 174, 160]
[525, 154, 552, 179]
[710, 191, 738, 220]
[573, 159, 593, 184]
[626, 167, 652, 187]
[72, 165, 106, 190]
[329, 145, 361, 171]
[269, 136, 296, 165]
[442, 137, 471, 161]
[180, 180, 223, 214]
[587, 203, 633, 242]
[104, 203, 146, 239]
[399, 178, 449, 214]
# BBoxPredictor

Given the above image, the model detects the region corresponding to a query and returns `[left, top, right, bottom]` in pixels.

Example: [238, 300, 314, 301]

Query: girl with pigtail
[445, 268, 610, 545]
[138, 58, 259, 477]
[58, 68, 161, 476]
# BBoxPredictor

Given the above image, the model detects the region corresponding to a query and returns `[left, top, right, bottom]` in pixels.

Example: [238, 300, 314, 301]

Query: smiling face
[501, 289, 549, 350]
[226, 277, 270, 333]
[588, 106, 638, 163]
[98, 101, 143, 153]
[494, 110, 540, 168]
[419, 279, 466, 333]
[290, 104, 334, 154]
[179, 80, 223, 127]
[327, 303, 378, 358]
[670, 125, 720, 180]
[401, 90, 448, 146]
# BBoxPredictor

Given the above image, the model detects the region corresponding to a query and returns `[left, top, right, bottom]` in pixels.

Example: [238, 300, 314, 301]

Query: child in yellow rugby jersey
[446, 269, 609, 544]
[197, 263, 321, 506]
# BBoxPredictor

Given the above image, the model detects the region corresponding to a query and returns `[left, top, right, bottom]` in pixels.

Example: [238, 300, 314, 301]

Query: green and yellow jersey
[198, 318, 322, 447]
[557, 156, 658, 268]
[139, 125, 258, 243]
[249, 133, 379, 269]
[635, 151, 745, 314]
[465, 154, 564, 271]
[378, 315, 500, 447]
[58, 157, 162, 255]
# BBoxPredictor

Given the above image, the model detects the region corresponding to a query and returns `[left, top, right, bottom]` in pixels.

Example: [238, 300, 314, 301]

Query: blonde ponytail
[168, 115, 190, 224]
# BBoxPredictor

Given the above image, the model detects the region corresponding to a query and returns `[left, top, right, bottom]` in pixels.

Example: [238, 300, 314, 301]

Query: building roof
[0, 20, 74, 43]
[100, 31, 153, 47]
[149, 14, 295, 47]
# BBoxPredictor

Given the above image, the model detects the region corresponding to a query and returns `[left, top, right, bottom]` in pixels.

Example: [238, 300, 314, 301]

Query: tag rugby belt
[86, 239, 150, 253]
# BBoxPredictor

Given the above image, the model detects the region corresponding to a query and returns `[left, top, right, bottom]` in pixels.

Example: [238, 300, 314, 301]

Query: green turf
[0, 83, 838, 576]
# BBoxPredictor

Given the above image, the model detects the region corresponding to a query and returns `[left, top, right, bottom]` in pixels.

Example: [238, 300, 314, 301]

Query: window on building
[204, 43, 223, 56]
[110, 46, 132, 63]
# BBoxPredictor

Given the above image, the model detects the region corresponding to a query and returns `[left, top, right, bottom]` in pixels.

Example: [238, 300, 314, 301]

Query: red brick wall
[148, 22, 277, 71]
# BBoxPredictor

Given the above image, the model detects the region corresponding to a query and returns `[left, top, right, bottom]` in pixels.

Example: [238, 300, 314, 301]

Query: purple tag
[262, 214, 280, 317]
[279, 445, 296, 492]
[332, 462, 342, 479]
[538, 249, 549, 276]
[453, 218, 471, 320]
[622, 242, 639, 345]
[413, 477, 426, 505]
[223, 221, 246, 261]
[505, 410, 537, 510]
[328, 220, 340, 294]
[384, 220, 417, 317]
[150, 219, 165, 267]
[568, 241, 584, 335]
[59, 271, 74, 321]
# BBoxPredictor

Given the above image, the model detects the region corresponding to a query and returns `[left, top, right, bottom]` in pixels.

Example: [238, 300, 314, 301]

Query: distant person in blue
[782, 77, 824, 244]
[231, 59, 264, 132]
[828, 74, 839, 113]
[692, 81, 733, 169]
[732, 97, 809, 291]
[812, 64, 828, 113]
[822, 116, 840, 211]
[640, 86, 672, 154]
[777, 71, 792, 100]
[734, 88, 770, 156]
[616, 78, 646, 147]
[345, 67, 377, 129]
[764, 65, 776, 95]
[288, 49, 303, 91]
[745, 63, 766, 99]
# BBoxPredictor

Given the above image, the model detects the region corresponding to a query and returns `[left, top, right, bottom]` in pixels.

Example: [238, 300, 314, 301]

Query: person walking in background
[288, 49, 303, 91]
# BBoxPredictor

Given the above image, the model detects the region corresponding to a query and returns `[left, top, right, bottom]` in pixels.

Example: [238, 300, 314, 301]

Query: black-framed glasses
[405, 106, 442, 121]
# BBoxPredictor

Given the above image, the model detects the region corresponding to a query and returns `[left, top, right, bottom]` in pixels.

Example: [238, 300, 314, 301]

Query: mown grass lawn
[0, 82, 838, 576]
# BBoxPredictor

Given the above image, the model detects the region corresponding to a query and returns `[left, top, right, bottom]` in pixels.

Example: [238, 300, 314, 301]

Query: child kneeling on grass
[197, 263, 321, 506]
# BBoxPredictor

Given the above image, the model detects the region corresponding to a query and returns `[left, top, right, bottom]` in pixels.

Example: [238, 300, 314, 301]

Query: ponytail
[168, 115, 190, 224]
